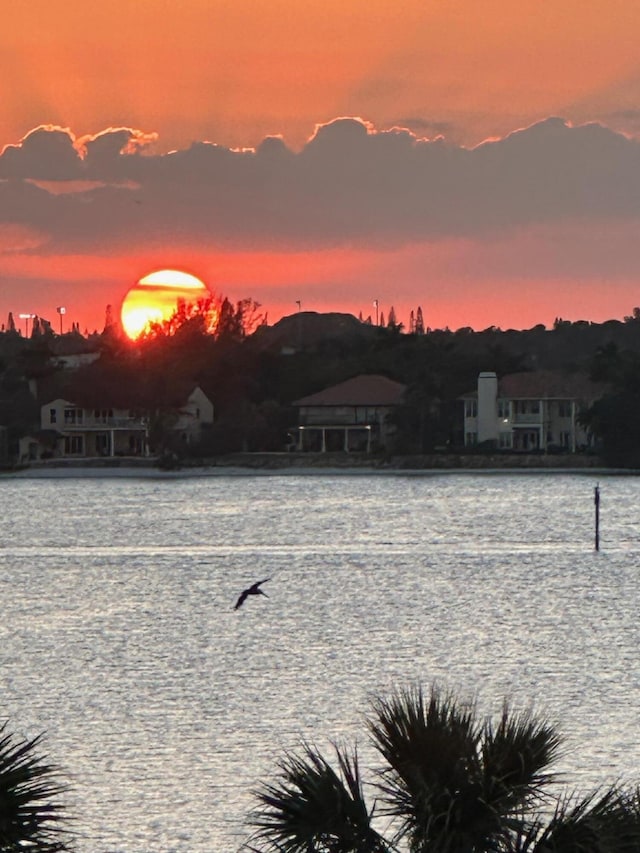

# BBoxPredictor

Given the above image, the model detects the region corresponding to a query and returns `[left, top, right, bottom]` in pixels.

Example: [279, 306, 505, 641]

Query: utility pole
[18, 313, 35, 337]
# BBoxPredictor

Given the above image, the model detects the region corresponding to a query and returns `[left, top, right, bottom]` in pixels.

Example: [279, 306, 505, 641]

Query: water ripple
[1, 472, 639, 852]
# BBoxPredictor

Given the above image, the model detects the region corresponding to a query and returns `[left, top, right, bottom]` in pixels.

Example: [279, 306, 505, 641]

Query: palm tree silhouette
[0, 721, 70, 852]
[246, 685, 640, 853]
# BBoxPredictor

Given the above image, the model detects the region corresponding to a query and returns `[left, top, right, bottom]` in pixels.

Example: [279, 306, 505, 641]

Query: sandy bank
[2, 451, 634, 478]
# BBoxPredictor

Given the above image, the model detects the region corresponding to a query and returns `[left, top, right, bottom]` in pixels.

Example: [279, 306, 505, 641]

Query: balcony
[511, 412, 542, 425]
[61, 416, 147, 431]
[298, 407, 382, 427]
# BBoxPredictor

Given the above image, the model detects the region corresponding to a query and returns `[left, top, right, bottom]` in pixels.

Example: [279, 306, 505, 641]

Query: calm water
[1, 470, 640, 852]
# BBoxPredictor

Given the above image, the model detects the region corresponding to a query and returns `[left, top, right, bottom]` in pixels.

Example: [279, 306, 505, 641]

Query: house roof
[461, 370, 608, 400]
[294, 374, 406, 407]
[499, 371, 607, 399]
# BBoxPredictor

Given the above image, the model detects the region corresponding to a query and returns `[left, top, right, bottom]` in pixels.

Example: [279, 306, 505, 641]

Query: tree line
[2, 304, 640, 463]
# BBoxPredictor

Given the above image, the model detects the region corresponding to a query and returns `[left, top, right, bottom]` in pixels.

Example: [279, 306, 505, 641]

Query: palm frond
[522, 786, 640, 853]
[247, 743, 389, 853]
[368, 685, 490, 851]
[244, 684, 640, 853]
[0, 722, 70, 852]
[480, 704, 562, 816]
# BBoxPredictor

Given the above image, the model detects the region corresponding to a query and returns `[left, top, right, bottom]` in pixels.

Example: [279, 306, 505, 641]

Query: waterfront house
[35, 398, 149, 458]
[20, 385, 214, 461]
[172, 385, 214, 445]
[460, 370, 605, 452]
[292, 374, 406, 452]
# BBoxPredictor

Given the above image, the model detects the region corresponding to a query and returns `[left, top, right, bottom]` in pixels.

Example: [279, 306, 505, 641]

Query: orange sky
[5, 0, 640, 151]
[3, 0, 640, 332]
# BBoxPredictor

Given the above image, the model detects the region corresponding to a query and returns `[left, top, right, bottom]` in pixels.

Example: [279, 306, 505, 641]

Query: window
[129, 435, 143, 454]
[513, 430, 540, 451]
[465, 400, 477, 418]
[64, 407, 84, 425]
[49, 408, 57, 424]
[514, 400, 540, 416]
[465, 431, 477, 446]
[96, 434, 110, 455]
[499, 432, 512, 449]
[497, 399, 509, 419]
[560, 431, 572, 448]
[93, 409, 114, 423]
[558, 401, 572, 418]
[64, 435, 84, 455]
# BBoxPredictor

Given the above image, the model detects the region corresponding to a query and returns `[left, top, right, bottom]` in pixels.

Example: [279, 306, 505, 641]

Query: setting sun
[120, 269, 210, 339]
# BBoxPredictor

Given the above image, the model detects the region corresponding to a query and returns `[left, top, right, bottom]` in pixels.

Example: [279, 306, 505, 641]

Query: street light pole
[18, 313, 35, 337]
[56, 306, 66, 335]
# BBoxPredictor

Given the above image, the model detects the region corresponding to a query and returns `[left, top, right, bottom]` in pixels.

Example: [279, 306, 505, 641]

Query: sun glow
[137, 269, 207, 290]
[120, 269, 209, 339]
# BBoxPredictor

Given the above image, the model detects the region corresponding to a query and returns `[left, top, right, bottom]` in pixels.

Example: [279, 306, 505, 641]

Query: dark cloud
[2, 116, 640, 256]
[79, 127, 157, 175]
[0, 125, 82, 180]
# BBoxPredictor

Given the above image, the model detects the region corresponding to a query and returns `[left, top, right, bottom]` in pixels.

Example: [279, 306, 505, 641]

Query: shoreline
[2, 452, 637, 478]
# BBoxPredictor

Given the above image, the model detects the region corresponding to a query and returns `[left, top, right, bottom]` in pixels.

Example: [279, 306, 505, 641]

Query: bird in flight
[234, 578, 271, 610]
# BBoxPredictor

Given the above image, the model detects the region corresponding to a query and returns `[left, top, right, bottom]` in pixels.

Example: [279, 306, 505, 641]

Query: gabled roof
[498, 370, 606, 399]
[461, 370, 608, 400]
[294, 374, 406, 407]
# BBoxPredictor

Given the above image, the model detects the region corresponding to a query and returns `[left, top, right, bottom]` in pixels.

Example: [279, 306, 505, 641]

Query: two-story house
[38, 398, 150, 458]
[292, 374, 406, 452]
[172, 386, 215, 445]
[461, 370, 606, 452]
[21, 385, 214, 461]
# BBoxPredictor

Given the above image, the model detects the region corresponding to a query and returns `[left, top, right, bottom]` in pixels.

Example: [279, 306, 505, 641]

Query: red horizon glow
[3, 248, 637, 338]
[3, 2, 640, 336]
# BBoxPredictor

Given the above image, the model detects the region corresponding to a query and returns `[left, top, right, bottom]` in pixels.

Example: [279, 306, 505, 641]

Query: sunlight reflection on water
[1, 471, 640, 852]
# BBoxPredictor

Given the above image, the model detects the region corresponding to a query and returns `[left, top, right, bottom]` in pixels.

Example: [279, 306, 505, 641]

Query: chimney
[477, 372, 498, 444]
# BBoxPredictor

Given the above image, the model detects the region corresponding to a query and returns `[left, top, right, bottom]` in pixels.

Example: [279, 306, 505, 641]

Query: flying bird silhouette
[234, 578, 271, 610]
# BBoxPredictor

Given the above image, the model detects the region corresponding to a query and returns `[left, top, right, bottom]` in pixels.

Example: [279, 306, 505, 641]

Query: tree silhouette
[247, 685, 640, 853]
[0, 721, 70, 852]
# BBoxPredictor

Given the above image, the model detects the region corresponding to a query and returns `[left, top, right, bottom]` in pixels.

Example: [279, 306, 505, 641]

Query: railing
[61, 417, 147, 429]
[299, 416, 378, 426]
[511, 413, 542, 425]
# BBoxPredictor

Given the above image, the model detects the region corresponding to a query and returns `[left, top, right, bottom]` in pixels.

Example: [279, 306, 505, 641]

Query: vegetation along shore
[3, 304, 640, 470]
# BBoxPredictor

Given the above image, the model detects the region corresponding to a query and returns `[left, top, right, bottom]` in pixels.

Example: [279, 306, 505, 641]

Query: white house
[32, 397, 150, 459]
[173, 386, 215, 445]
[461, 370, 606, 452]
[20, 385, 214, 461]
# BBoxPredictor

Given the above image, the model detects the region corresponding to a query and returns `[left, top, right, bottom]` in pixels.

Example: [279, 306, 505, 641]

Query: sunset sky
[3, 0, 640, 333]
